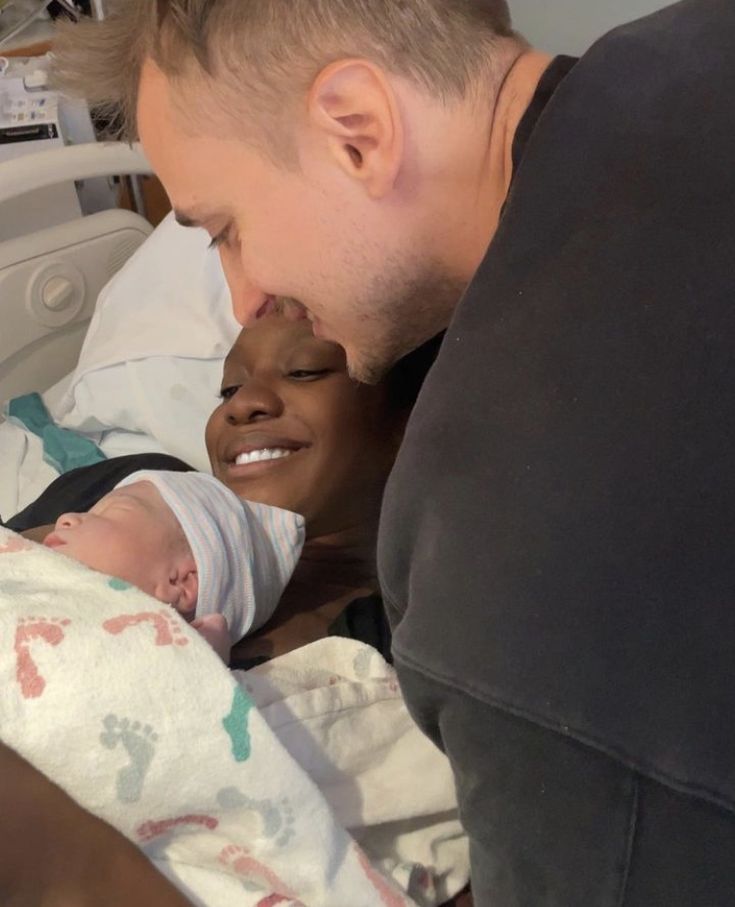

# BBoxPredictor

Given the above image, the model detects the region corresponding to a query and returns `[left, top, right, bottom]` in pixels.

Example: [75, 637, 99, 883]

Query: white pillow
[53, 213, 240, 470]
[63, 211, 239, 376]
[59, 357, 224, 471]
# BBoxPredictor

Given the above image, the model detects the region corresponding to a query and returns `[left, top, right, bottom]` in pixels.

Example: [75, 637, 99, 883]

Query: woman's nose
[225, 383, 284, 425]
[55, 512, 83, 530]
[219, 248, 271, 326]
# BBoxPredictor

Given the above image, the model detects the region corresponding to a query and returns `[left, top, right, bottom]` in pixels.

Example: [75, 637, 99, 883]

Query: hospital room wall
[509, 0, 674, 55]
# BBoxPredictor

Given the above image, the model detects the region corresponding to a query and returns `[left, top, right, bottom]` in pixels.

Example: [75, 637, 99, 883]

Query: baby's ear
[162, 555, 198, 618]
[175, 564, 199, 617]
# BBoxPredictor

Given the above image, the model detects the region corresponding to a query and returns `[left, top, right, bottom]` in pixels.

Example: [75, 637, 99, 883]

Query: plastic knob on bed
[41, 275, 74, 311]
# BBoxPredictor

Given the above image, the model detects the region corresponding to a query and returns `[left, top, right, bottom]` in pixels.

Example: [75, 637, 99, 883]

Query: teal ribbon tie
[7, 393, 107, 474]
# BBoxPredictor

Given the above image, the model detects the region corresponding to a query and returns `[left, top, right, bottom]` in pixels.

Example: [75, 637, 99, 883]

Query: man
[2, 0, 733, 904]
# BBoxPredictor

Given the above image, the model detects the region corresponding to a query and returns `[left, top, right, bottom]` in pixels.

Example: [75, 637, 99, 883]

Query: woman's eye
[288, 369, 331, 381]
[219, 385, 240, 400]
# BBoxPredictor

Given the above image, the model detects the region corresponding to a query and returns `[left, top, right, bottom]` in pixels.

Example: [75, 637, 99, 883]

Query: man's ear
[159, 557, 198, 618]
[308, 59, 403, 199]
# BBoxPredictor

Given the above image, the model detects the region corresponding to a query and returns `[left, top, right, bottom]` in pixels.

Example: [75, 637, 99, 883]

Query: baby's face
[44, 483, 192, 605]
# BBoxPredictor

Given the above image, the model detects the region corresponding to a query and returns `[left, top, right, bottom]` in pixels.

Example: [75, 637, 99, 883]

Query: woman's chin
[218, 469, 294, 512]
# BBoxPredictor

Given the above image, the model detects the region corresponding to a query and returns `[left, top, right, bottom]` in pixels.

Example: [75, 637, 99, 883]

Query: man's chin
[345, 348, 391, 385]
[346, 334, 431, 385]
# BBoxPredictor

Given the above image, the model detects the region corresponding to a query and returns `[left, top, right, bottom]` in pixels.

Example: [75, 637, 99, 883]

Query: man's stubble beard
[345, 260, 468, 385]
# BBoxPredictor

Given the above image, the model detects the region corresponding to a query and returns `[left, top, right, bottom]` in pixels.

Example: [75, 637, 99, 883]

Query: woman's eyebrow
[291, 336, 340, 355]
[223, 350, 248, 367]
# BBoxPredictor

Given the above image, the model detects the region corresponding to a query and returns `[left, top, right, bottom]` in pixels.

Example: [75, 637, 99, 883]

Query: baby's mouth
[43, 533, 66, 549]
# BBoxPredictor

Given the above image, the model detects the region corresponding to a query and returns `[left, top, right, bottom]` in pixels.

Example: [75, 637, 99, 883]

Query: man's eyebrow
[174, 211, 201, 228]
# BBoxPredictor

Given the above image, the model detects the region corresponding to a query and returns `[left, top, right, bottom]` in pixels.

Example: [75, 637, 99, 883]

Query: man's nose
[219, 249, 271, 326]
[55, 512, 83, 530]
[225, 383, 284, 425]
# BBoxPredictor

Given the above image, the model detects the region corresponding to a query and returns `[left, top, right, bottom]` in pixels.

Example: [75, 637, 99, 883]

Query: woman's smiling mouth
[226, 446, 306, 478]
[223, 434, 310, 477]
[234, 447, 295, 466]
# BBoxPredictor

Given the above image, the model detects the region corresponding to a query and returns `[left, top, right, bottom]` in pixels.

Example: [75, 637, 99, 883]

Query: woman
[210, 311, 413, 666]
[0, 314, 468, 906]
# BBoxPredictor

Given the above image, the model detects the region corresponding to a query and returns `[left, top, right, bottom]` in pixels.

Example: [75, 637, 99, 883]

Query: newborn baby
[42, 470, 304, 659]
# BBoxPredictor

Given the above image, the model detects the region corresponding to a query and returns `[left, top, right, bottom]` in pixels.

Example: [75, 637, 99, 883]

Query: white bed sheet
[1, 212, 238, 524]
[0, 373, 174, 523]
[0, 418, 56, 524]
[0, 356, 227, 524]
[0, 374, 70, 521]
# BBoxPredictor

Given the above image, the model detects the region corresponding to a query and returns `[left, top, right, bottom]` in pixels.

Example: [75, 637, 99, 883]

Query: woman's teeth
[234, 448, 294, 466]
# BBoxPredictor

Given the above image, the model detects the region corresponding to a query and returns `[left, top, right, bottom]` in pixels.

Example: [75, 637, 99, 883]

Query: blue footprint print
[217, 786, 295, 847]
[99, 714, 158, 803]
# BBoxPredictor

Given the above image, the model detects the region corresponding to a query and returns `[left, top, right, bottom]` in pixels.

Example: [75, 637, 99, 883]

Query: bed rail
[0, 141, 152, 204]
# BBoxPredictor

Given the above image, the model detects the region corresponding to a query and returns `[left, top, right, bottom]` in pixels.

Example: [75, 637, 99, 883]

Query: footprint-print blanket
[0, 527, 467, 906]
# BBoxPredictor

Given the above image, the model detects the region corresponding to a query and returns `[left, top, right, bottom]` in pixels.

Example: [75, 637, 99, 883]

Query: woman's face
[205, 317, 401, 538]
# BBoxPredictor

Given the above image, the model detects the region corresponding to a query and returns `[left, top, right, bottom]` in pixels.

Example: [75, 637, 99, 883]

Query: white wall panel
[509, 0, 675, 54]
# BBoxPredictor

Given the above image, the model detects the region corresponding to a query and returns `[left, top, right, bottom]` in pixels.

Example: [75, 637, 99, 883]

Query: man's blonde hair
[54, 0, 520, 147]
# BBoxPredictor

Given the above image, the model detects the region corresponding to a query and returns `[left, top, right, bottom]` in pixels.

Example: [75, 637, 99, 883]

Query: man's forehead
[138, 56, 248, 154]
[137, 58, 176, 126]
[138, 60, 263, 223]
[137, 61, 218, 181]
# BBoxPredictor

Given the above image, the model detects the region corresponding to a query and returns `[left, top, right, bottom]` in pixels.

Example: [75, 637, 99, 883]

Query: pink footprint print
[218, 845, 302, 903]
[0, 535, 33, 554]
[256, 895, 303, 907]
[14, 616, 71, 699]
[136, 814, 219, 843]
[102, 609, 189, 647]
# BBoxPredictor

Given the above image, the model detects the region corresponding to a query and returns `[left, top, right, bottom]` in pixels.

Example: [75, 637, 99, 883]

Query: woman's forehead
[228, 317, 341, 363]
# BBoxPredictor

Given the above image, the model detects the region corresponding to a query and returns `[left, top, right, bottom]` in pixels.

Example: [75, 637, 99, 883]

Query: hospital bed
[0, 141, 240, 523]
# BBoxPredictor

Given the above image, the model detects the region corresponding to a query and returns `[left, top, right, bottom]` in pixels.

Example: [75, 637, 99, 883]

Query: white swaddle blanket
[0, 527, 468, 906]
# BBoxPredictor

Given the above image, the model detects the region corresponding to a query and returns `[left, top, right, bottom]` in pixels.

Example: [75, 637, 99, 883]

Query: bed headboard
[0, 208, 153, 402]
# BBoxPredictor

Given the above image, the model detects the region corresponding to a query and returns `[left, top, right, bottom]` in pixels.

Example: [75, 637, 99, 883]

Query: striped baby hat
[116, 470, 305, 642]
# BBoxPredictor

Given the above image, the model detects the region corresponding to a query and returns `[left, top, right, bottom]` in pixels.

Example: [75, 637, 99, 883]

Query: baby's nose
[55, 512, 83, 530]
